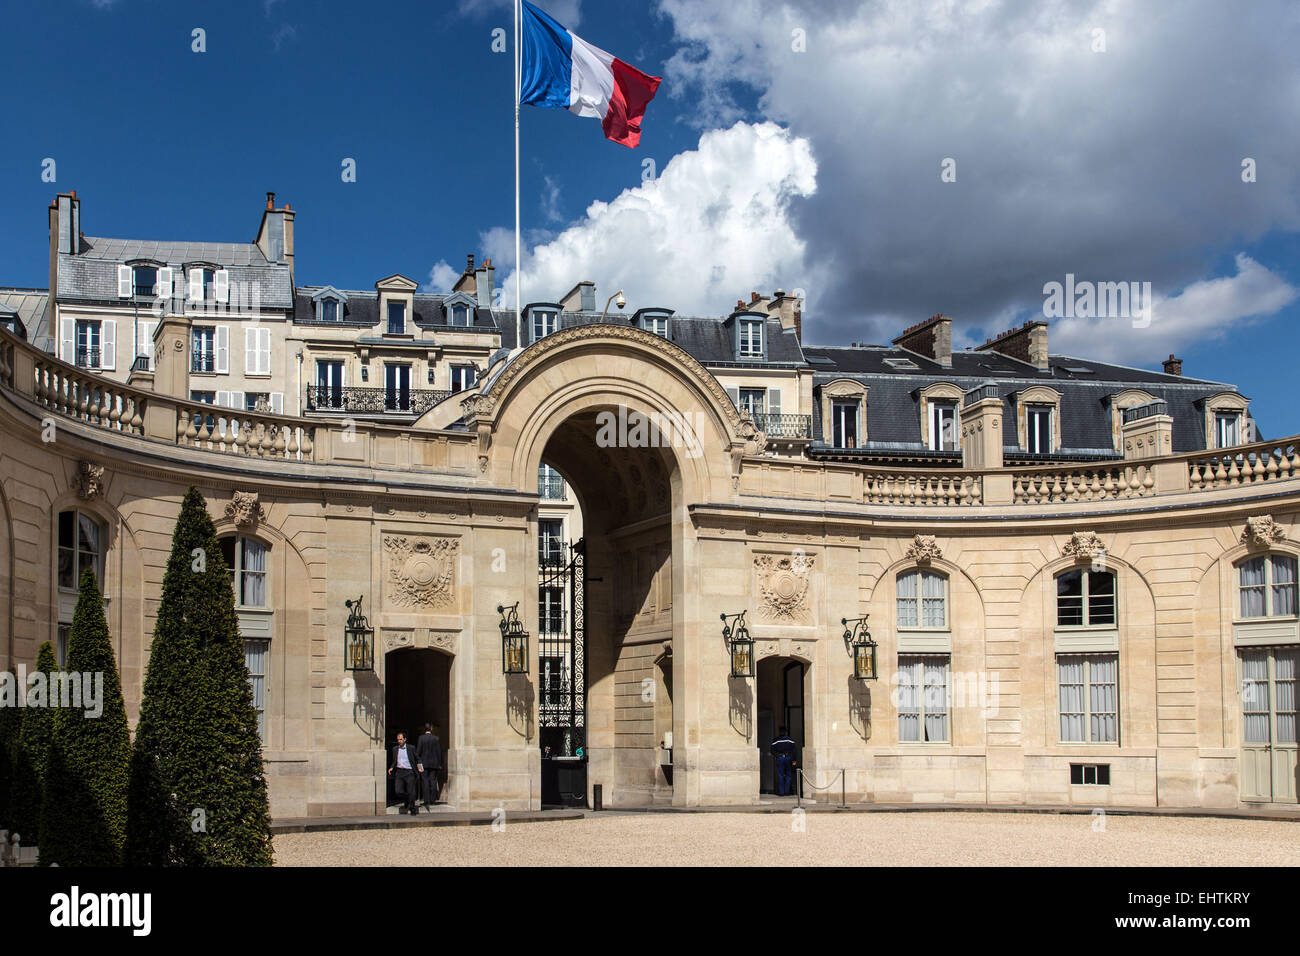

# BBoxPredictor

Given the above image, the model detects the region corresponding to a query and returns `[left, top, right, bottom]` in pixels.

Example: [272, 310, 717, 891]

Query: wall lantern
[498, 602, 529, 675]
[841, 616, 877, 681]
[344, 596, 375, 672]
[720, 611, 754, 679]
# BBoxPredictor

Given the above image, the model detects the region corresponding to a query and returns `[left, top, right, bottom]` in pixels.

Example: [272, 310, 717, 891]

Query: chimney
[767, 288, 804, 343]
[975, 320, 1049, 370]
[892, 314, 952, 367]
[255, 192, 295, 287]
[1162, 354, 1183, 376]
[560, 281, 596, 313]
[747, 290, 771, 313]
[477, 258, 495, 308]
[453, 254, 478, 295]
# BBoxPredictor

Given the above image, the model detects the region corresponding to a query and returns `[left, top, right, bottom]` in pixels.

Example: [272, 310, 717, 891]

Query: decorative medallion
[1241, 516, 1287, 549]
[383, 536, 459, 609]
[904, 534, 943, 565]
[1062, 531, 1106, 563]
[72, 460, 104, 500]
[754, 553, 816, 623]
[225, 491, 267, 528]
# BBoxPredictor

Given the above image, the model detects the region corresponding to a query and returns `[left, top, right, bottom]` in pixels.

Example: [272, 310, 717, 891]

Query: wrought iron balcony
[191, 352, 216, 373]
[750, 412, 813, 439]
[305, 384, 450, 416]
[75, 347, 100, 369]
[538, 472, 567, 500]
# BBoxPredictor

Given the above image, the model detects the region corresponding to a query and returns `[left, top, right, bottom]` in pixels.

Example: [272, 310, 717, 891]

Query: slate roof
[0, 288, 50, 346]
[58, 237, 293, 309]
[803, 345, 1248, 456]
[293, 288, 498, 331]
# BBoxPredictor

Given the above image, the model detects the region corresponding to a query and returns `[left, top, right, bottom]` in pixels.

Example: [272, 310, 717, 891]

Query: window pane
[922, 658, 949, 741]
[1057, 571, 1084, 626]
[58, 511, 75, 589]
[1271, 556, 1297, 617]
[897, 571, 918, 627]
[241, 539, 267, 607]
[921, 571, 946, 627]
[1239, 557, 1266, 617]
[897, 658, 921, 741]
[1058, 656, 1085, 741]
[1275, 649, 1297, 744]
[244, 639, 269, 740]
[1241, 650, 1270, 743]
[1089, 655, 1118, 742]
[1087, 571, 1116, 626]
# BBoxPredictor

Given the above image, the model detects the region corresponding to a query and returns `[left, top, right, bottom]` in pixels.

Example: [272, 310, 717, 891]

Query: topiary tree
[126, 486, 273, 866]
[39, 566, 131, 866]
[0, 687, 19, 832]
[11, 641, 60, 846]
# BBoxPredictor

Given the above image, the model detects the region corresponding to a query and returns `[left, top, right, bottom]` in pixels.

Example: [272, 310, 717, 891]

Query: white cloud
[1052, 254, 1299, 364]
[655, 0, 1300, 347]
[424, 260, 461, 293]
[489, 121, 818, 313]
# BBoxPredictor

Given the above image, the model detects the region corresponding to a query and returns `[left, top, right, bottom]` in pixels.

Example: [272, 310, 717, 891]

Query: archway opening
[384, 647, 452, 809]
[757, 656, 808, 797]
[538, 405, 681, 807]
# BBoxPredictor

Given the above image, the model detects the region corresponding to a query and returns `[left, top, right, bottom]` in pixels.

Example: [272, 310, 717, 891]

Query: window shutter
[270, 392, 283, 415]
[216, 390, 231, 408]
[214, 269, 230, 303]
[157, 267, 173, 299]
[60, 318, 75, 362]
[215, 325, 229, 374]
[189, 269, 203, 300]
[138, 320, 156, 367]
[245, 327, 257, 374]
[258, 328, 271, 375]
[100, 320, 116, 370]
[117, 265, 133, 298]
[231, 391, 245, 411]
[767, 389, 781, 416]
[726, 386, 740, 411]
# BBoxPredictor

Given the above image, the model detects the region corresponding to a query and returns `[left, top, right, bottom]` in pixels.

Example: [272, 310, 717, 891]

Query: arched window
[220, 536, 268, 607]
[1237, 554, 1297, 619]
[1056, 568, 1116, 627]
[58, 509, 104, 591]
[897, 568, 947, 628]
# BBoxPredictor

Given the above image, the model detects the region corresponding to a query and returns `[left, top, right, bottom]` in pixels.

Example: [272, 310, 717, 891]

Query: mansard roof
[293, 287, 497, 329]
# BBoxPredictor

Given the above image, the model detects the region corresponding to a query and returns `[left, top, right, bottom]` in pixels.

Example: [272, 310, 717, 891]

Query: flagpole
[514, 0, 523, 351]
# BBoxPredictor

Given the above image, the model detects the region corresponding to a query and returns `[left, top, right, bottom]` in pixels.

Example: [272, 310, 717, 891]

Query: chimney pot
[467, 254, 475, 271]
[1162, 354, 1183, 376]
[266, 191, 275, 209]
[751, 291, 760, 303]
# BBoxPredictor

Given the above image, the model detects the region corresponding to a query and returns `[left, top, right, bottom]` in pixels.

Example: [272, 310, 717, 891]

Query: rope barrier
[795, 768, 848, 808]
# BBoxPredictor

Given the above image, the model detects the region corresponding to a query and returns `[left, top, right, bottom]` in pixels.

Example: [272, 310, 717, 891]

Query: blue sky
[2, 0, 1297, 436]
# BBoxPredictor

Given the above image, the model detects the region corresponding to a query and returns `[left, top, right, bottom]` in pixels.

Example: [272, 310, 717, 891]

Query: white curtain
[1239, 557, 1266, 617]
[897, 657, 921, 741]
[1275, 649, 1296, 745]
[1271, 556, 1297, 617]
[923, 658, 949, 741]
[897, 572, 918, 627]
[1241, 651, 1270, 744]
[244, 639, 268, 739]
[242, 539, 267, 607]
[921, 571, 946, 627]
[1089, 655, 1118, 742]
[1058, 656, 1085, 741]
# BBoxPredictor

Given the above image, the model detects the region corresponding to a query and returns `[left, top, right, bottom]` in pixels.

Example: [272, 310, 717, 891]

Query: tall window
[451, 304, 472, 326]
[1241, 648, 1297, 748]
[450, 365, 476, 393]
[738, 388, 765, 418]
[539, 518, 564, 566]
[220, 536, 268, 607]
[384, 364, 411, 411]
[1058, 654, 1119, 742]
[1056, 569, 1116, 627]
[58, 510, 103, 590]
[1215, 411, 1241, 448]
[387, 301, 406, 335]
[245, 638, 270, 740]
[538, 463, 565, 500]
[532, 309, 559, 342]
[1238, 554, 1298, 619]
[75, 320, 101, 369]
[539, 586, 564, 634]
[929, 401, 958, 451]
[898, 655, 949, 742]
[315, 360, 344, 409]
[898, 569, 946, 628]
[202, 268, 216, 301]
[738, 319, 763, 357]
[1026, 405, 1053, 453]
[832, 400, 858, 448]
[192, 327, 216, 372]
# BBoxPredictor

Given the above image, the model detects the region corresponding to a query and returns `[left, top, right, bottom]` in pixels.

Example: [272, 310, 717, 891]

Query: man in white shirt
[388, 731, 421, 815]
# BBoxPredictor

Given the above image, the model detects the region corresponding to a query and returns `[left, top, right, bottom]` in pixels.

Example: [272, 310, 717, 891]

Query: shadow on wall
[507, 673, 535, 740]
[352, 673, 384, 744]
[728, 676, 752, 742]
[847, 676, 872, 741]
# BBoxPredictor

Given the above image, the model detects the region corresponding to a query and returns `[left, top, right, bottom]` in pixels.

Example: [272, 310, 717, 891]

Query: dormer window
[738, 318, 763, 358]
[1215, 411, 1242, 448]
[387, 301, 406, 335]
[1026, 406, 1053, 454]
[451, 304, 472, 327]
[532, 309, 559, 342]
[320, 298, 339, 322]
[133, 266, 157, 298]
[637, 310, 671, 338]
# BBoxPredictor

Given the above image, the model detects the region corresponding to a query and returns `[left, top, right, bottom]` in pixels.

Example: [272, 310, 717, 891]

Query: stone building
[0, 193, 1296, 816]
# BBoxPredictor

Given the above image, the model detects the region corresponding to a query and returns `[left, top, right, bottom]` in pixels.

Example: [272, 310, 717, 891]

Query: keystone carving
[904, 534, 943, 565]
[73, 460, 105, 500]
[383, 536, 459, 609]
[1062, 531, 1106, 563]
[754, 552, 816, 623]
[225, 491, 267, 528]
[1241, 516, 1287, 549]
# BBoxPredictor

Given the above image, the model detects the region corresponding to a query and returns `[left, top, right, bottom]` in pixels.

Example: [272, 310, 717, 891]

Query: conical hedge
[11, 641, 60, 846]
[0, 687, 19, 832]
[126, 486, 273, 866]
[39, 566, 131, 866]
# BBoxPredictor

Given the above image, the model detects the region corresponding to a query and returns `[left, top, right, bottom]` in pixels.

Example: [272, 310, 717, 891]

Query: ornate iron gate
[539, 538, 586, 806]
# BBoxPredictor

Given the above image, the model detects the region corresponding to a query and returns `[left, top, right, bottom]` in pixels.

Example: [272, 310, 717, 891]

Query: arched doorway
[384, 648, 452, 808]
[537, 407, 681, 807]
[757, 656, 809, 796]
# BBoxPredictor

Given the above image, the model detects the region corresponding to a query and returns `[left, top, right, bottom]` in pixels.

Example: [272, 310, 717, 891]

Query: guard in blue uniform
[770, 727, 797, 796]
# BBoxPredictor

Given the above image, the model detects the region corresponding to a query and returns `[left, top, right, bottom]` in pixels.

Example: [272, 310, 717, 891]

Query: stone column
[961, 387, 1009, 504]
[142, 314, 191, 442]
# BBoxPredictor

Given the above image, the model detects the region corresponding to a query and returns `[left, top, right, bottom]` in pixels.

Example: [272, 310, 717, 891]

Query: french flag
[519, 1, 662, 148]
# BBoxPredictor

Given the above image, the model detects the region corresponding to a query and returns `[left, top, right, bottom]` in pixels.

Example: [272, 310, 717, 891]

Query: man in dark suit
[388, 731, 420, 815]
[770, 727, 798, 797]
[416, 723, 443, 809]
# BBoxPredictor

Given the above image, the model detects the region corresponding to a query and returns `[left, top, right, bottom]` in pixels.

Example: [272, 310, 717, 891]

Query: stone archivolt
[754, 552, 816, 623]
[383, 535, 459, 609]
[1241, 515, 1287, 548]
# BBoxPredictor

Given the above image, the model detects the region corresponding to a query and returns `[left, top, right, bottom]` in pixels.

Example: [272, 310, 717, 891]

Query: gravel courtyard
[273, 811, 1300, 867]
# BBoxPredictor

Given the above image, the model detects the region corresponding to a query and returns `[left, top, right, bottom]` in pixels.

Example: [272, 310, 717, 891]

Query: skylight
[884, 357, 920, 370]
